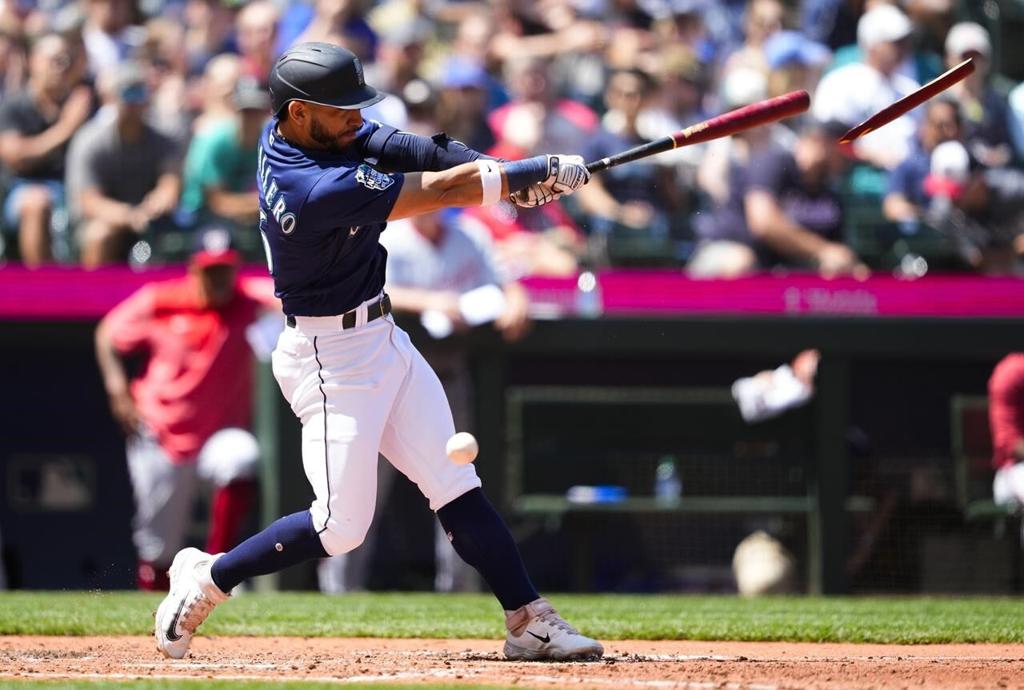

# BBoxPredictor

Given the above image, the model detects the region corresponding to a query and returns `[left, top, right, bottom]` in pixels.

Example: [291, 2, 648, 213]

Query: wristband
[477, 160, 502, 205]
[503, 155, 549, 193]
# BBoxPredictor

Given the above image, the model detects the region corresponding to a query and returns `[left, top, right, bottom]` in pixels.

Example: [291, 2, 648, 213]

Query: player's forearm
[425, 162, 509, 206]
[94, 324, 130, 397]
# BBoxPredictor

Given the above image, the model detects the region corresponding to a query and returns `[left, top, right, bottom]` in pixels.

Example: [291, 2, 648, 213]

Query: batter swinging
[154, 42, 602, 662]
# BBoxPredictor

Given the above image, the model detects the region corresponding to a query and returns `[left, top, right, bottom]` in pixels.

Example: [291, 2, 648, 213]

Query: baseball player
[96, 228, 274, 589]
[154, 42, 602, 661]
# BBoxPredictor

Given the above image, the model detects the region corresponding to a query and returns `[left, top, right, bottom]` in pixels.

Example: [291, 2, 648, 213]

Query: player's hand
[511, 183, 560, 208]
[542, 154, 591, 196]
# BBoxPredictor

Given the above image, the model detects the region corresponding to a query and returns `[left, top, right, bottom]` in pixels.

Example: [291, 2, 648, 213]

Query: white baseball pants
[271, 299, 481, 556]
[126, 427, 260, 565]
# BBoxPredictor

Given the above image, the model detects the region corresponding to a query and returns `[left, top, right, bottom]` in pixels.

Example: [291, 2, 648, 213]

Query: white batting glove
[512, 183, 560, 208]
[542, 154, 591, 196]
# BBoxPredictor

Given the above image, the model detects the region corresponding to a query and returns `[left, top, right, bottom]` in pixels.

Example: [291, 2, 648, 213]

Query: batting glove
[512, 183, 561, 208]
[542, 154, 591, 196]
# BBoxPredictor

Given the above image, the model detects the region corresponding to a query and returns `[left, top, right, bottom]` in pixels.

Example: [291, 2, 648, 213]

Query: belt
[286, 294, 392, 329]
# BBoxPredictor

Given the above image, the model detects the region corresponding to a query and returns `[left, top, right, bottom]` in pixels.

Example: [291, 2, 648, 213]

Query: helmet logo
[353, 57, 365, 86]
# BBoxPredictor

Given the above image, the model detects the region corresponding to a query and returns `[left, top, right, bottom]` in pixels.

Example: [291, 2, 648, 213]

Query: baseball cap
[945, 22, 991, 58]
[440, 57, 488, 90]
[114, 60, 149, 104]
[857, 4, 913, 49]
[925, 140, 970, 199]
[234, 76, 271, 112]
[764, 31, 831, 70]
[192, 226, 241, 268]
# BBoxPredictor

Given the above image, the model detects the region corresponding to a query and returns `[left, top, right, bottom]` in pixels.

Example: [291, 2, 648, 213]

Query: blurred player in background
[95, 227, 275, 589]
[989, 353, 1024, 510]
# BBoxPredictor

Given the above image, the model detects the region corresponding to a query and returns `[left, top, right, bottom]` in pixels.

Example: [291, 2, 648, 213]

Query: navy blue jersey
[257, 120, 405, 316]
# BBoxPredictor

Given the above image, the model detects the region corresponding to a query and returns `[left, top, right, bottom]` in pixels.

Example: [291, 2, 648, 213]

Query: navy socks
[437, 488, 539, 611]
[210, 511, 328, 592]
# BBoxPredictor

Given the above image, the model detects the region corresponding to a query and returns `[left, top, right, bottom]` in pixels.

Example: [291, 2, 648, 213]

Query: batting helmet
[269, 42, 384, 116]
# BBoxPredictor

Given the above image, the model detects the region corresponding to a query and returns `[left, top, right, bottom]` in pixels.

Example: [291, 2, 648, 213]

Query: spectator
[191, 52, 241, 135]
[695, 68, 786, 212]
[95, 227, 274, 589]
[65, 60, 181, 267]
[434, 57, 496, 154]
[0, 26, 28, 100]
[575, 68, 682, 249]
[942, 22, 1016, 169]
[989, 353, 1024, 510]
[763, 29, 831, 100]
[883, 97, 966, 229]
[293, 0, 377, 63]
[138, 18, 190, 144]
[0, 32, 94, 266]
[488, 55, 598, 165]
[691, 120, 861, 277]
[235, 0, 278, 86]
[179, 77, 267, 231]
[319, 209, 530, 593]
[813, 3, 920, 172]
[81, 0, 143, 76]
[361, 17, 434, 129]
[181, 0, 238, 77]
[720, 0, 785, 79]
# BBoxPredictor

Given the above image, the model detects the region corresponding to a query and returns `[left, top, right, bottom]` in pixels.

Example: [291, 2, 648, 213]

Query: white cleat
[154, 547, 230, 659]
[504, 598, 604, 661]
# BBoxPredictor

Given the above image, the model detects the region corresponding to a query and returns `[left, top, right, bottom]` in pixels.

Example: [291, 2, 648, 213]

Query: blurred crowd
[0, 0, 1023, 277]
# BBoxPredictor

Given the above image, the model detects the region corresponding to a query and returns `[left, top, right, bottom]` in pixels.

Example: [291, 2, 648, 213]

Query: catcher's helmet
[269, 42, 384, 116]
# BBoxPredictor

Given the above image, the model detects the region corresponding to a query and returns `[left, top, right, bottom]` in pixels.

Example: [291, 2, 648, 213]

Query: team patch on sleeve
[355, 164, 396, 191]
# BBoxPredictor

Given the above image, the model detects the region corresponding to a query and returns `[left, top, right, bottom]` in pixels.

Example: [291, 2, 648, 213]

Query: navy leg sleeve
[211, 511, 328, 592]
[437, 488, 539, 611]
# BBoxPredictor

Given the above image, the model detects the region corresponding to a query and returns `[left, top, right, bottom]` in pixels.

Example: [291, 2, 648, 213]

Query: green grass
[1, 592, 1023, 643]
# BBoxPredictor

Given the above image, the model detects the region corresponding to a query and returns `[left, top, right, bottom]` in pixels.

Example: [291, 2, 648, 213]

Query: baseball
[446, 432, 479, 465]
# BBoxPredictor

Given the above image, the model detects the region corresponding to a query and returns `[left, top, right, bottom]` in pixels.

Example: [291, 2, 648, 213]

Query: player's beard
[309, 117, 347, 153]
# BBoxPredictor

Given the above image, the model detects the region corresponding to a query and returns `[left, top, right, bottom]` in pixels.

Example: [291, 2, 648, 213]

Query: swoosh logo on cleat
[527, 631, 550, 644]
[166, 599, 186, 642]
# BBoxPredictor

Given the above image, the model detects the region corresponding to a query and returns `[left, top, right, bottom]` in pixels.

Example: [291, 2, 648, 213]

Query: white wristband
[477, 160, 502, 206]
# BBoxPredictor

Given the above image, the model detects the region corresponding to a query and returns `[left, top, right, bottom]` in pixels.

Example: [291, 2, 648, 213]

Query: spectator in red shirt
[989, 353, 1024, 508]
[95, 227, 277, 589]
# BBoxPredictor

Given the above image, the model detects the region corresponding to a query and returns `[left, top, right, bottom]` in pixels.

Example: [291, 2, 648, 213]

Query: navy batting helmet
[269, 42, 384, 116]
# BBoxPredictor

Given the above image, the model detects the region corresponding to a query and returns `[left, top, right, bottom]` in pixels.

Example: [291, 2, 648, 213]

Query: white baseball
[446, 432, 479, 465]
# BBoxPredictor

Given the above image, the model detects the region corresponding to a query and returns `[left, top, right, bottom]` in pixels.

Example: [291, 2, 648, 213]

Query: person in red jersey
[95, 227, 277, 590]
[989, 353, 1024, 508]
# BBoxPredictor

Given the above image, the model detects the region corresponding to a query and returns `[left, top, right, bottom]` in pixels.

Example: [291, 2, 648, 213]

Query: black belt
[286, 294, 392, 329]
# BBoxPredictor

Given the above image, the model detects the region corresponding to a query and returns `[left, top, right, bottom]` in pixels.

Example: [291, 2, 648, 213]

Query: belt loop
[355, 302, 368, 328]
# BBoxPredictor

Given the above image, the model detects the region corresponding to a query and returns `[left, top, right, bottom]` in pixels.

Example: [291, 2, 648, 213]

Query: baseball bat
[585, 90, 810, 173]
[839, 58, 975, 144]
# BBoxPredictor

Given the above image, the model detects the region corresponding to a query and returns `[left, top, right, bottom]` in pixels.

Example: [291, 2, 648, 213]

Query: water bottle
[574, 270, 603, 318]
[654, 455, 682, 501]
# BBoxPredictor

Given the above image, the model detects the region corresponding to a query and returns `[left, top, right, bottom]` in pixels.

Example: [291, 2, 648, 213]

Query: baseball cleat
[154, 547, 229, 659]
[503, 598, 604, 661]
